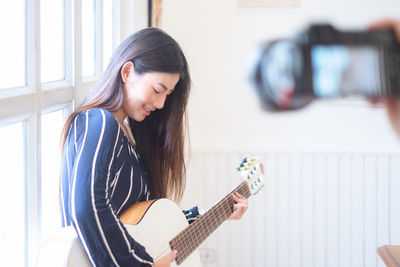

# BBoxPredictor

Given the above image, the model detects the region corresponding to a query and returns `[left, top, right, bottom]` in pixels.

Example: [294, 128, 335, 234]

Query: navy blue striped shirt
[60, 109, 154, 266]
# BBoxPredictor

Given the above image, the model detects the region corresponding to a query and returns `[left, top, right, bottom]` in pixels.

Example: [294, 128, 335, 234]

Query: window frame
[0, 1, 147, 266]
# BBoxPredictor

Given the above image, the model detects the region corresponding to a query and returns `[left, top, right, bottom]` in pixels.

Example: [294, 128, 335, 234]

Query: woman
[59, 27, 248, 267]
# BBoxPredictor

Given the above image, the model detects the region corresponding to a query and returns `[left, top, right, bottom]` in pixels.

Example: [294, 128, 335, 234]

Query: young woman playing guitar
[59, 27, 248, 267]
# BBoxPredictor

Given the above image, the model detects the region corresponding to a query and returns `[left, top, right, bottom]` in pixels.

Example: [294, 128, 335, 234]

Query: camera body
[250, 24, 400, 111]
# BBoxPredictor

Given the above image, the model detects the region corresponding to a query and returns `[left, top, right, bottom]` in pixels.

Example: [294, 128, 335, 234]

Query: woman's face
[121, 62, 180, 122]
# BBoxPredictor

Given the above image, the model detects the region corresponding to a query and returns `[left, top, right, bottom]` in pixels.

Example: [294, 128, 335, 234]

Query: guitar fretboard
[170, 181, 251, 265]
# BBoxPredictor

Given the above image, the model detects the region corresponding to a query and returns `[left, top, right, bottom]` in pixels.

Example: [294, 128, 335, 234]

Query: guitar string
[171, 182, 252, 262]
[173, 182, 250, 262]
[172, 182, 247, 251]
[172, 192, 238, 262]
[174, 202, 231, 263]
[174, 182, 250, 258]
[175, 186, 247, 263]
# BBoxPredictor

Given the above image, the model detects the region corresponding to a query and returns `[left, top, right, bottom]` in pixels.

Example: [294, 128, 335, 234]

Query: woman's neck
[112, 108, 136, 146]
[112, 108, 128, 125]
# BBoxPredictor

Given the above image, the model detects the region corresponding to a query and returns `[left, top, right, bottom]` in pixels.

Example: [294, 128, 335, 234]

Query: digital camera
[249, 24, 400, 111]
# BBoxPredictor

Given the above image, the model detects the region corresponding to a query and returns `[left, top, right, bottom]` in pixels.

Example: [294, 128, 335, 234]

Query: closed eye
[153, 87, 160, 94]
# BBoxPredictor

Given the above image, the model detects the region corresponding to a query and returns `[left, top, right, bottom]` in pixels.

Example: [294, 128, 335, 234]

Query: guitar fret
[171, 181, 252, 264]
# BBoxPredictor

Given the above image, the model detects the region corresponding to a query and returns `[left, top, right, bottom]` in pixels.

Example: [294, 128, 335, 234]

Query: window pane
[83, 0, 96, 77]
[0, 1, 26, 89]
[41, 0, 65, 83]
[0, 123, 25, 267]
[103, 0, 113, 72]
[41, 110, 64, 242]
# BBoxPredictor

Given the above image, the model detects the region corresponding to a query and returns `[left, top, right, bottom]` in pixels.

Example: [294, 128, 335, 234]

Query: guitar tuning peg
[237, 156, 258, 172]
[237, 166, 248, 172]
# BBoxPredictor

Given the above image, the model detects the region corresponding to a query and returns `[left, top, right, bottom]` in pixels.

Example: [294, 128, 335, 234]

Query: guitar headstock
[237, 156, 265, 196]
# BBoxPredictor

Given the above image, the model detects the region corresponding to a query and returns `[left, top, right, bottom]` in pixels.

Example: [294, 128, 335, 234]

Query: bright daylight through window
[0, 123, 25, 267]
[0, 0, 25, 89]
[0, 0, 118, 266]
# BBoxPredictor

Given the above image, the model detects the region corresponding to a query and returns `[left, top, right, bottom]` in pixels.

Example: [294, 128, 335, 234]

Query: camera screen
[311, 45, 381, 97]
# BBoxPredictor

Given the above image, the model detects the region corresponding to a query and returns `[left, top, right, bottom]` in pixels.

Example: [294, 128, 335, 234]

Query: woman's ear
[120, 61, 134, 83]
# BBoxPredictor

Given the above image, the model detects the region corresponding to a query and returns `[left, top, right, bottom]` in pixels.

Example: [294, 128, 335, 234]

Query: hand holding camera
[369, 19, 400, 136]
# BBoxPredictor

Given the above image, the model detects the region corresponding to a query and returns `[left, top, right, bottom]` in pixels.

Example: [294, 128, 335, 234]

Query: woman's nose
[154, 94, 166, 109]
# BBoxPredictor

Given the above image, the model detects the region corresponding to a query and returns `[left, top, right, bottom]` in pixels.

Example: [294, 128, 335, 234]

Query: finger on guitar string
[154, 250, 178, 267]
[233, 191, 246, 200]
[155, 247, 178, 262]
[168, 250, 177, 261]
[232, 192, 248, 206]
[228, 193, 249, 220]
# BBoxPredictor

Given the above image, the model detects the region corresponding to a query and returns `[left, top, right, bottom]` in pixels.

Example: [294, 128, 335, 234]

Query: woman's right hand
[154, 250, 177, 267]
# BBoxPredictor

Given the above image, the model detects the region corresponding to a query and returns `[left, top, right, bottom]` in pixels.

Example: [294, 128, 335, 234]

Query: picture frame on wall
[149, 0, 162, 28]
[238, 0, 300, 7]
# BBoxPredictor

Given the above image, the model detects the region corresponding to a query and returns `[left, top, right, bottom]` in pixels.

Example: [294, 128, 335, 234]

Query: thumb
[168, 250, 177, 262]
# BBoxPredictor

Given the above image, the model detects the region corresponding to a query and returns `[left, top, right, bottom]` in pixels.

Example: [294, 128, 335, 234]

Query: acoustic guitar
[37, 156, 265, 266]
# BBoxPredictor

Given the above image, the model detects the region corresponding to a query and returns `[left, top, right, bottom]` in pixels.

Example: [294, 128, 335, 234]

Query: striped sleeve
[183, 206, 203, 224]
[69, 109, 153, 267]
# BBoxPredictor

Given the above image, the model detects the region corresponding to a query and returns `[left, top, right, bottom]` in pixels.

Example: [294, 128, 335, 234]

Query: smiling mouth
[143, 107, 154, 115]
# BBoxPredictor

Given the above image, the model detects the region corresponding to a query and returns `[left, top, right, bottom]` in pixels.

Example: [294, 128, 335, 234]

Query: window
[41, 110, 65, 242]
[41, 0, 66, 83]
[103, 0, 115, 71]
[82, 0, 96, 77]
[0, 1, 142, 266]
[0, 123, 25, 267]
[0, 0, 26, 89]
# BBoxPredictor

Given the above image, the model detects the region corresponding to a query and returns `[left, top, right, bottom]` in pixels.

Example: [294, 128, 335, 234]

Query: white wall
[183, 152, 400, 267]
[161, 0, 400, 153]
[159, 1, 400, 266]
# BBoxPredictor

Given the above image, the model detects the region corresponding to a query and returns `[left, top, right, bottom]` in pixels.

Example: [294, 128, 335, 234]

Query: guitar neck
[170, 181, 251, 265]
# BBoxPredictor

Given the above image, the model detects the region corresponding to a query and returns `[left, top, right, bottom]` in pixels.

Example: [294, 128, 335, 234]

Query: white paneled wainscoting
[182, 152, 400, 267]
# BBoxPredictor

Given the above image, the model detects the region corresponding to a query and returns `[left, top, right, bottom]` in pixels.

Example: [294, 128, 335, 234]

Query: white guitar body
[124, 199, 202, 266]
[37, 199, 202, 267]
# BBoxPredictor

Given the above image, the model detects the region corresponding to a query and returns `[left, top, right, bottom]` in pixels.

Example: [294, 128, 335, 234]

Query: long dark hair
[61, 27, 191, 202]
